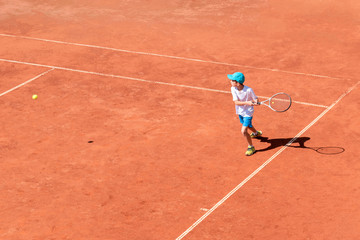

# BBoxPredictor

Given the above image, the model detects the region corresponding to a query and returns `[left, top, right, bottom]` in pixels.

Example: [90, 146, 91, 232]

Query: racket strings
[269, 94, 291, 112]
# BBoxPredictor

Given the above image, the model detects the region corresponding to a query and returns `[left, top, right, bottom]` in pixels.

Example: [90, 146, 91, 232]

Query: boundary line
[0, 68, 54, 97]
[0, 33, 343, 80]
[175, 80, 359, 240]
[0, 58, 328, 108]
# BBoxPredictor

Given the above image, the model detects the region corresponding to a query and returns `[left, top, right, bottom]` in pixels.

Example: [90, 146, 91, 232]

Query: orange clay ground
[0, 1, 359, 239]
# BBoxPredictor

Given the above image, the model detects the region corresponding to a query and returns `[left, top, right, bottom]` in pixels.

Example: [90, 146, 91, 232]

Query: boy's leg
[249, 126, 257, 133]
[241, 125, 253, 146]
[239, 116, 252, 145]
[249, 126, 262, 138]
[242, 126, 256, 156]
[242, 117, 256, 156]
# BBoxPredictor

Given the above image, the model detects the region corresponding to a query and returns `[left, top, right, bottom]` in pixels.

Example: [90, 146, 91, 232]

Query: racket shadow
[255, 136, 345, 155]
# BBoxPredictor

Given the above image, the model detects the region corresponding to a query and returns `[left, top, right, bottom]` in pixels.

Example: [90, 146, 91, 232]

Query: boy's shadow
[256, 136, 344, 155]
[256, 136, 310, 152]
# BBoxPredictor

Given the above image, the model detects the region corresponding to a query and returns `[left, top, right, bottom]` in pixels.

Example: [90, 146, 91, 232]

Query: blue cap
[227, 72, 245, 84]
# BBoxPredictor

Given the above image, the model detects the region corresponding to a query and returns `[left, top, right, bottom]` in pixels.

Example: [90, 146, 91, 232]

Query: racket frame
[258, 92, 292, 112]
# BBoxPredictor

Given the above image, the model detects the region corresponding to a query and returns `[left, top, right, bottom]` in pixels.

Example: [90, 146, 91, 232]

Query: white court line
[0, 68, 54, 97]
[0, 58, 328, 108]
[176, 80, 359, 240]
[0, 33, 343, 80]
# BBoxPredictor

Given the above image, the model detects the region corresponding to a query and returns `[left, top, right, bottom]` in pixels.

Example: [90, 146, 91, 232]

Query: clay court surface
[0, 0, 359, 239]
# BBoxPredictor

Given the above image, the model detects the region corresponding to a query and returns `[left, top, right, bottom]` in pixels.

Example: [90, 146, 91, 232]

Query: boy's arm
[234, 100, 255, 106]
[250, 88, 259, 105]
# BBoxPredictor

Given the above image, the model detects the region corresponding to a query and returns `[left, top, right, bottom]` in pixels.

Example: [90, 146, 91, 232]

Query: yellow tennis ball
[32, 94, 38, 100]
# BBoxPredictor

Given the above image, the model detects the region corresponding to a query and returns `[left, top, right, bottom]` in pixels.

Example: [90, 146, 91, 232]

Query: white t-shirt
[231, 85, 258, 117]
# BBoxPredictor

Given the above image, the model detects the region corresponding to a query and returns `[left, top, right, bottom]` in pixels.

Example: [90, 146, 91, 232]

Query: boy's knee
[241, 127, 248, 136]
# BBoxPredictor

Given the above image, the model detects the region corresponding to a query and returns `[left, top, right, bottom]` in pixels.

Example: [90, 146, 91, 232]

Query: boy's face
[230, 80, 240, 87]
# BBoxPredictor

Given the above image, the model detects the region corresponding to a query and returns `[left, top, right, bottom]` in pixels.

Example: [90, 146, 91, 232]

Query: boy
[228, 72, 262, 156]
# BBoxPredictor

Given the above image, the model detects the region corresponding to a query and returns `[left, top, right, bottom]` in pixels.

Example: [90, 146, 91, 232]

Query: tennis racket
[258, 92, 292, 112]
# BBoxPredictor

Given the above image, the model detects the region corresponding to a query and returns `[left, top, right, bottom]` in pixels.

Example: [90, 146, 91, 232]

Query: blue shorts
[238, 115, 253, 128]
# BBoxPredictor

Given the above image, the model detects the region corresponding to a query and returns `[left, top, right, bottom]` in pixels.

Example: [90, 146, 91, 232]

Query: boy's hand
[247, 100, 257, 106]
[247, 101, 256, 106]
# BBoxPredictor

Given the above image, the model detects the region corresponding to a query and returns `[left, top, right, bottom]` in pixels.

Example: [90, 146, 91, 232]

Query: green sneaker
[250, 130, 262, 138]
[245, 146, 256, 156]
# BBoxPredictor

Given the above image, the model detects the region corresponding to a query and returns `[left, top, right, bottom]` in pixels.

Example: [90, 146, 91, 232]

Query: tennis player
[228, 72, 262, 156]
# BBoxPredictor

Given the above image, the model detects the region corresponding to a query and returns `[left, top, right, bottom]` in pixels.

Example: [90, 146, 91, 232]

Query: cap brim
[227, 74, 236, 80]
